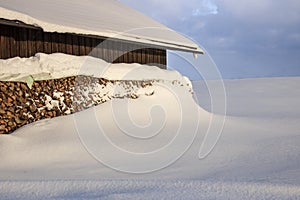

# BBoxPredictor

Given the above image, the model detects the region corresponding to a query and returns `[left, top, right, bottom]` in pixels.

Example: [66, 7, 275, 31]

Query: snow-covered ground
[1, 74, 299, 199]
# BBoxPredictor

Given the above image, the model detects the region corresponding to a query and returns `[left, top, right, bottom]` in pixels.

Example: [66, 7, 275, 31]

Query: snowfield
[1, 0, 298, 198]
[1, 180, 299, 200]
[0, 74, 299, 199]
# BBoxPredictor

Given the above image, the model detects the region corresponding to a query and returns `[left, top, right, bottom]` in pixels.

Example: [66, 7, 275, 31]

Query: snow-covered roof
[0, 0, 204, 54]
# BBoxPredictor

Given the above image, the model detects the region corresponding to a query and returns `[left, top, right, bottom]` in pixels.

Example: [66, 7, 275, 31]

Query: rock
[40, 109, 47, 117]
[6, 111, 13, 117]
[47, 111, 53, 118]
[7, 96, 14, 103]
[11, 95, 17, 101]
[130, 93, 139, 99]
[8, 107, 14, 113]
[145, 90, 155, 96]
[14, 116, 23, 124]
[20, 84, 28, 91]
[18, 96, 26, 104]
[0, 124, 6, 130]
[7, 102, 14, 107]
[37, 103, 44, 108]
[20, 113, 28, 120]
[29, 104, 37, 113]
[8, 121, 14, 127]
[34, 112, 40, 119]
[0, 128, 6, 133]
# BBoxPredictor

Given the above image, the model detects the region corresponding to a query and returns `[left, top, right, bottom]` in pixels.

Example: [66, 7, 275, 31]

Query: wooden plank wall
[0, 24, 166, 68]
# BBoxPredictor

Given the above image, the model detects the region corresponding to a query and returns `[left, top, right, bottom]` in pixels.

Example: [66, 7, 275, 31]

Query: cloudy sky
[120, 0, 300, 79]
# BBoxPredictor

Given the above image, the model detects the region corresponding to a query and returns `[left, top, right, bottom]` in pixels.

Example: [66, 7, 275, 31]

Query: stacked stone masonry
[0, 76, 155, 134]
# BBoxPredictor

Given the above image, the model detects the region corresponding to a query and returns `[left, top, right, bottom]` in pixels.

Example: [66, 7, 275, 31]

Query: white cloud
[219, 0, 300, 25]
[192, 0, 218, 16]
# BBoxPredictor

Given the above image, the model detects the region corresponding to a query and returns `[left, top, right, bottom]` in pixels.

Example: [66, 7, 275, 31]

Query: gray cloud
[220, 0, 300, 25]
[120, 0, 300, 79]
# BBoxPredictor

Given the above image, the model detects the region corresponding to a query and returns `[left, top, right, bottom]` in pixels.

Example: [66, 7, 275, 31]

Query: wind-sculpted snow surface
[0, 180, 299, 200]
[0, 77, 299, 199]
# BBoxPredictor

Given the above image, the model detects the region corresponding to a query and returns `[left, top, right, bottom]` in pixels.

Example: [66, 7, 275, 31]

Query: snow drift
[0, 53, 191, 87]
[0, 53, 299, 199]
[0, 77, 299, 199]
[0, 53, 193, 134]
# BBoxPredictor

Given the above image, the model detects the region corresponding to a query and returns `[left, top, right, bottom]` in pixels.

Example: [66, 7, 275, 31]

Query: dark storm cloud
[120, 0, 300, 78]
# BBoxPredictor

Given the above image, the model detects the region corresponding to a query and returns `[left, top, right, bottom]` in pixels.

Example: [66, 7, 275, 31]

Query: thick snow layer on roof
[0, 0, 203, 54]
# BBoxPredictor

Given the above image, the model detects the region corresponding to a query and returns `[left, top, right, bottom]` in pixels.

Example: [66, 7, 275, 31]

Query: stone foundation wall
[0, 76, 154, 134]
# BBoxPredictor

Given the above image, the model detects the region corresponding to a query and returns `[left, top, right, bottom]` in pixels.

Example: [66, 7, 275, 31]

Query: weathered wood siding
[0, 23, 167, 68]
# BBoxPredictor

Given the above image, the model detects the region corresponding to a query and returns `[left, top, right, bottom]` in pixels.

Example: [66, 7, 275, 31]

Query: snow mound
[0, 53, 192, 89]
[0, 77, 300, 199]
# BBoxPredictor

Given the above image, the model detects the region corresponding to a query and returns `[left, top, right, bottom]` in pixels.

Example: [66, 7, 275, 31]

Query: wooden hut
[0, 0, 203, 69]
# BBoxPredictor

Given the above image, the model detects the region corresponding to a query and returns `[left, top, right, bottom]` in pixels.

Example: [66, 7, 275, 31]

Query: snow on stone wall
[0, 53, 193, 134]
[0, 75, 191, 134]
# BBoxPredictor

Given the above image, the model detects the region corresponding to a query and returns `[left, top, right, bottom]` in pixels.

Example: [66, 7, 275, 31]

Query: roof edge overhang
[0, 6, 204, 54]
